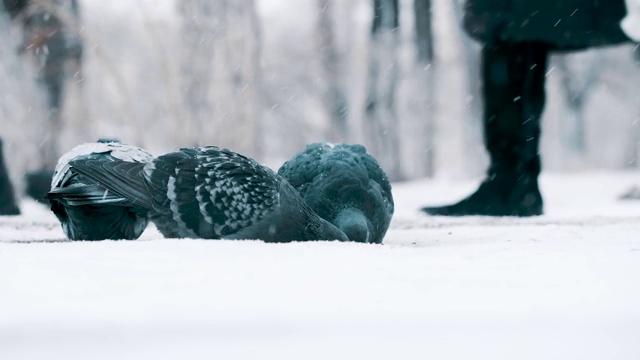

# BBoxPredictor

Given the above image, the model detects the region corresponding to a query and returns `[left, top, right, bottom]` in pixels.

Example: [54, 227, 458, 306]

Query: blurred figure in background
[1, 0, 83, 203]
[422, 0, 631, 216]
[619, 0, 640, 200]
[0, 138, 20, 215]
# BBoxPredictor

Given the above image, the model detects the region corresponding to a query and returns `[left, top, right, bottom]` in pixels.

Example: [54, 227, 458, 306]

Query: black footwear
[0, 139, 21, 215]
[422, 171, 542, 216]
[423, 41, 548, 217]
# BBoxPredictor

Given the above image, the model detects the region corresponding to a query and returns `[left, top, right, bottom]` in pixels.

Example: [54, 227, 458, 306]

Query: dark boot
[0, 139, 21, 215]
[423, 42, 548, 216]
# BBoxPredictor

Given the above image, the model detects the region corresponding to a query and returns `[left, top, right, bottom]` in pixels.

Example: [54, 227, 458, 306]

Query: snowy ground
[2, 171, 640, 360]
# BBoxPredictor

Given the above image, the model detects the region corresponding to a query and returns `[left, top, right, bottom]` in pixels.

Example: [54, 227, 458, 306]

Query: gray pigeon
[278, 143, 394, 244]
[47, 140, 154, 240]
[68, 146, 349, 242]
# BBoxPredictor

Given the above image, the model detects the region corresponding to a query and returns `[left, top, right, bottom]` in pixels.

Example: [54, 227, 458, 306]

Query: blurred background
[1, 0, 639, 193]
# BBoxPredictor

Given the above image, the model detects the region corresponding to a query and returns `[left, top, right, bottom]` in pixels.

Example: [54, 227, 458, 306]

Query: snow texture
[1, 171, 640, 359]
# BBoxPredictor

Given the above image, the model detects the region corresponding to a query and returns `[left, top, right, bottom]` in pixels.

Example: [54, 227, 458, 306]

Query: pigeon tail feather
[68, 159, 153, 210]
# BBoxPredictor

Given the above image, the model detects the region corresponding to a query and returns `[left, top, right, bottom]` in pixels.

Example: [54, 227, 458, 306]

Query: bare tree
[413, 0, 432, 63]
[625, 45, 640, 171]
[554, 52, 600, 152]
[633, 115, 640, 170]
[178, 0, 263, 158]
[635, 45, 640, 170]
[364, 0, 401, 180]
[178, 0, 218, 147]
[405, 0, 435, 178]
[216, 0, 263, 158]
[451, 0, 484, 176]
[3, 0, 85, 168]
[316, 0, 349, 142]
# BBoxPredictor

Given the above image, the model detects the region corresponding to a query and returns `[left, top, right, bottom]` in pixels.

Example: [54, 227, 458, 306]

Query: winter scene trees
[2, 0, 638, 183]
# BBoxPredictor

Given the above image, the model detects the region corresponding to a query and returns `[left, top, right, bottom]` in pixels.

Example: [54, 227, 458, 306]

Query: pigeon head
[334, 208, 370, 243]
[278, 142, 394, 244]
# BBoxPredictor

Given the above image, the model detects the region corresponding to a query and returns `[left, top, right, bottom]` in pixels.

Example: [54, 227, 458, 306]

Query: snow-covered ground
[2, 171, 640, 360]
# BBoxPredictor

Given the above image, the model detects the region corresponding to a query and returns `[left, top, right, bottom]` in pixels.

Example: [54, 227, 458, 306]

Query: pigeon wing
[145, 147, 281, 239]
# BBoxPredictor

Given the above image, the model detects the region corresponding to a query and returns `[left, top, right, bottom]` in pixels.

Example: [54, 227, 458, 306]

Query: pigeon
[67, 146, 349, 242]
[0, 138, 21, 216]
[278, 143, 394, 244]
[47, 140, 154, 240]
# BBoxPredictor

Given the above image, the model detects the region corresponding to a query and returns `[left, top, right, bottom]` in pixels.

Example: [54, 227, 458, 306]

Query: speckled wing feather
[67, 145, 347, 241]
[144, 146, 281, 239]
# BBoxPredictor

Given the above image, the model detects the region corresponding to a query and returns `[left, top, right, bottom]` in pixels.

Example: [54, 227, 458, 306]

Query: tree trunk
[316, 0, 349, 142]
[179, 0, 263, 158]
[634, 115, 640, 170]
[364, 0, 402, 180]
[178, 0, 218, 148]
[451, 0, 485, 177]
[632, 46, 640, 170]
[414, 0, 433, 63]
[555, 52, 600, 152]
[9, 0, 85, 167]
[405, 0, 435, 178]
[216, 0, 263, 159]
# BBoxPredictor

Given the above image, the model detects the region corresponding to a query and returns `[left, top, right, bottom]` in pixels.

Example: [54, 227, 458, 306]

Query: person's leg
[422, 41, 548, 216]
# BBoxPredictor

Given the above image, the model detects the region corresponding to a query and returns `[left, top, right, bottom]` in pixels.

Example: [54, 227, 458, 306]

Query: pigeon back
[278, 143, 394, 244]
[144, 146, 348, 242]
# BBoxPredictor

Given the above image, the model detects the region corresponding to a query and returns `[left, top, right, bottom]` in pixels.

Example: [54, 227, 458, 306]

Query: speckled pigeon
[68, 146, 349, 242]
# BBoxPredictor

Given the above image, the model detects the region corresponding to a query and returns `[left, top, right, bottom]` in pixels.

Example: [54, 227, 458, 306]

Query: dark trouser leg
[422, 41, 548, 216]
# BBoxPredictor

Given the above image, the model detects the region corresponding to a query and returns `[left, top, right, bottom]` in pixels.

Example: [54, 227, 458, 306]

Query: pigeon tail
[47, 141, 154, 240]
[47, 164, 151, 240]
[68, 159, 153, 210]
